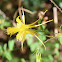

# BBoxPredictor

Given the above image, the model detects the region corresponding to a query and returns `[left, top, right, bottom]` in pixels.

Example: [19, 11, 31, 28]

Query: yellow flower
[6, 11, 53, 50]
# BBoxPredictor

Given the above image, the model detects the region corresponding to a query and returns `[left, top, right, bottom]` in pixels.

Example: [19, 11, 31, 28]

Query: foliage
[6, 58, 27, 62]
[0, 40, 14, 60]
[23, 0, 45, 11]
[58, 35, 62, 45]
[0, 14, 12, 30]
[54, 0, 62, 8]
[26, 20, 62, 62]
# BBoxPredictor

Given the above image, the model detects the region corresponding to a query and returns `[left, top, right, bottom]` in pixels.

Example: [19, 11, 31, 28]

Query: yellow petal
[26, 29, 37, 35]
[16, 16, 25, 29]
[7, 27, 19, 36]
[16, 16, 21, 23]
[22, 10, 25, 24]
[16, 22, 24, 28]
[16, 31, 26, 50]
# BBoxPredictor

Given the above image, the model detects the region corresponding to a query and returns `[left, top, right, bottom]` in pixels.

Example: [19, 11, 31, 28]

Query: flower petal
[22, 10, 25, 24]
[16, 31, 26, 50]
[16, 16, 25, 29]
[7, 27, 19, 36]
[26, 29, 37, 35]
[16, 16, 21, 23]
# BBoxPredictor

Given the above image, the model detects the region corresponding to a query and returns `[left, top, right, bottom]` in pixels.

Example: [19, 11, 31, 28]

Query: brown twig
[0, 10, 9, 20]
[20, 8, 36, 14]
[12, 8, 36, 23]
[53, 7, 58, 62]
[12, 0, 36, 26]
[12, 10, 18, 27]
[53, 7, 58, 36]
[18, 8, 22, 22]
[13, 10, 18, 22]
[50, 0, 62, 13]
[18, 0, 22, 22]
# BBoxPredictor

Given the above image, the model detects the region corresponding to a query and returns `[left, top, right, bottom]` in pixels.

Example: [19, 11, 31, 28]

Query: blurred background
[0, 0, 62, 62]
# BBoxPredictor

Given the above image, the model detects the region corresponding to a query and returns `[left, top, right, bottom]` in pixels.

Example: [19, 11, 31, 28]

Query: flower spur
[6, 11, 53, 50]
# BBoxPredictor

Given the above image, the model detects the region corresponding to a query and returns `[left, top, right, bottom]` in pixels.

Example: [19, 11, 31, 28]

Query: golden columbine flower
[6, 11, 53, 50]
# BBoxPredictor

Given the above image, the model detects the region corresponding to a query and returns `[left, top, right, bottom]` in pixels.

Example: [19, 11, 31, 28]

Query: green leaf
[4, 0, 9, 2]
[41, 25, 46, 30]
[29, 54, 36, 62]
[6, 58, 19, 62]
[48, 55, 53, 62]
[3, 44, 7, 51]
[30, 42, 39, 52]
[42, 57, 52, 62]
[0, 25, 4, 30]
[21, 58, 26, 62]
[38, 32, 46, 41]
[4, 22, 12, 27]
[55, 43, 59, 49]
[54, 50, 59, 55]
[26, 34, 33, 46]
[0, 45, 3, 55]
[39, 47, 44, 54]
[8, 40, 14, 51]
[58, 36, 62, 45]
[27, 38, 33, 46]
[4, 51, 12, 60]
[59, 2, 62, 8]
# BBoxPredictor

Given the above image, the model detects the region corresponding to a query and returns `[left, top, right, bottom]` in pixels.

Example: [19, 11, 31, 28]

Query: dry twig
[50, 0, 62, 13]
